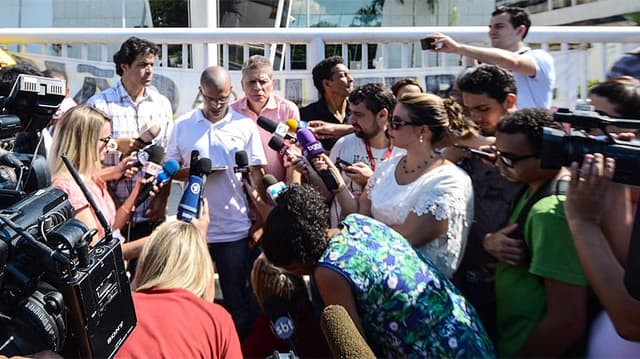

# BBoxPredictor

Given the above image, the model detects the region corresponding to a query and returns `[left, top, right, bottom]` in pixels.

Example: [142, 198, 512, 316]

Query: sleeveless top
[317, 214, 494, 358]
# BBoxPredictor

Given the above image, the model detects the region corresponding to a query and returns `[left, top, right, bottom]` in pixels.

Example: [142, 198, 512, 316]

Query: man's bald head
[200, 66, 230, 88]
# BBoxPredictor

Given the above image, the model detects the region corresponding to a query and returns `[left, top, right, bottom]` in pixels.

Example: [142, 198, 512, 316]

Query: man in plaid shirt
[87, 37, 173, 272]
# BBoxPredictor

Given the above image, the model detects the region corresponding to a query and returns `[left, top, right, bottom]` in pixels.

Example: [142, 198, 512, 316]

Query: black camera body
[540, 109, 640, 186]
[0, 188, 136, 358]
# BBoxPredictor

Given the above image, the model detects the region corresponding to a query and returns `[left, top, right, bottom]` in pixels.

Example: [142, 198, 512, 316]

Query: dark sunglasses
[388, 116, 420, 130]
[497, 151, 538, 168]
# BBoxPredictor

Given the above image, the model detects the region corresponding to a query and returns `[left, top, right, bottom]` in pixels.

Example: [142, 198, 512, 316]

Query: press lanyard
[364, 140, 393, 171]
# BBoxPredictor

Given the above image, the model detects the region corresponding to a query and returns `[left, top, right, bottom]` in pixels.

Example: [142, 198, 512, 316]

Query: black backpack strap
[512, 178, 569, 241]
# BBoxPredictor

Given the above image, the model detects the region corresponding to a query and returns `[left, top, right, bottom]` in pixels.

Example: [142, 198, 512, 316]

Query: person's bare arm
[391, 211, 448, 247]
[314, 266, 366, 337]
[426, 32, 538, 77]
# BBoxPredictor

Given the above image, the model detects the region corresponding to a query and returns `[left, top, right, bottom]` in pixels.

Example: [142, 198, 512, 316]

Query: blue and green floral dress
[317, 214, 495, 358]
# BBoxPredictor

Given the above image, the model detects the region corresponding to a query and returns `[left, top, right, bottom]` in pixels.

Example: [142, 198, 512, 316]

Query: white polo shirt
[167, 107, 266, 243]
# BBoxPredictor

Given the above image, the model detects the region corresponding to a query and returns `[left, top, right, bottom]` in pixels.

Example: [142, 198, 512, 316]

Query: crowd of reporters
[1, 5, 639, 358]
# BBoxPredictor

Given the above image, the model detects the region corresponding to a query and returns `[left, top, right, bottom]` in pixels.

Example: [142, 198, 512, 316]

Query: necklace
[401, 153, 436, 174]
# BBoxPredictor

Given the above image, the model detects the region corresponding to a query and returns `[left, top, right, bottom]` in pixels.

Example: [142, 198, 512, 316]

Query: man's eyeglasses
[199, 88, 231, 106]
[496, 150, 538, 168]
[98, 135, 112, 146]
[388, 116, 420, 130]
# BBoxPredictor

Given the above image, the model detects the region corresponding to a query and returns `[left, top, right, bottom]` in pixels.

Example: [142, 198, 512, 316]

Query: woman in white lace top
[337, 93, 476, 277]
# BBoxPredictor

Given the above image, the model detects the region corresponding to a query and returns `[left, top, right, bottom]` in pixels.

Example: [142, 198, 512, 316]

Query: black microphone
[189, 150, 200, 175]
[135, 144, 164, 169]
[257, 116, 296, 141]
[234, 150, 252, 185]
[177, 157, 212, 222]
[135, 159, 180, 207]
[263, 295, 297, 354]
[296, 128, 341, 192]
[320, 305, 376, 359]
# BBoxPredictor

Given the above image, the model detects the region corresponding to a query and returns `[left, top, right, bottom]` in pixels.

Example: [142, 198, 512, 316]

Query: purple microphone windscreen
[257, 116, 278, 133]
[296, 128, 325, 158]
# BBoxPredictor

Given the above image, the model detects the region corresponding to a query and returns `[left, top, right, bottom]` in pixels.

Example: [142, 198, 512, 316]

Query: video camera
[540, 108, 640, 186]
[0, 74, 66, 208]
[0, 157, 136, 357]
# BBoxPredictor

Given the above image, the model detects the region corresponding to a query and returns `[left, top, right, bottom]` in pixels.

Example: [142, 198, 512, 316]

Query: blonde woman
[116, 209, 243, 359]
[48, 105, 145, 258]
[336, 93, 475, 278]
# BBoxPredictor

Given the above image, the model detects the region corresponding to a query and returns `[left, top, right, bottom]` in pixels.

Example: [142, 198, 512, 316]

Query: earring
[419, 135, 424, 143]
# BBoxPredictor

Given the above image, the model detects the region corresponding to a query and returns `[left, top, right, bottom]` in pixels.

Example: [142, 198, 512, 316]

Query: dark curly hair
[113, 37, 159, 76]
[262, 184, 330, 268]
[312, 56, 344, 97]
[456, 64, 517, 104]
[496, 108, 562, 153]
[348, 83, 396, 116]
[492, 6, 531, 39]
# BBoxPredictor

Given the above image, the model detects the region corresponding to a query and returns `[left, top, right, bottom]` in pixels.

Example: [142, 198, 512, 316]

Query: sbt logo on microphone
[272, 315, 295, 340]
[189, 182, 201, 194]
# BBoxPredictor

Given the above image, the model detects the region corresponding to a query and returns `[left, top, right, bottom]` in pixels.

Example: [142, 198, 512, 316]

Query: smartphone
[420, 37, 436, 50]
[335, 157, 353, 171]
[453, 145, 494, 161]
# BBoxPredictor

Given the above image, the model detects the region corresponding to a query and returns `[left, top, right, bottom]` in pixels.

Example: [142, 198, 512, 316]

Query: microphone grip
[318, 169, 341, 192]
[177, 175, 204, 222]
[135, 182, 154, 207]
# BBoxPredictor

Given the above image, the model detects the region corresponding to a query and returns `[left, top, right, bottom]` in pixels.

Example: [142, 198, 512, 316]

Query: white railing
[1, 26, 639, 116]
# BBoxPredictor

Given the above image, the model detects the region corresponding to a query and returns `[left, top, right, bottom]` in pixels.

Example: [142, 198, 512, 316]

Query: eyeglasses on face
[199, 87, 231, 106]
[496, 150, 538, 168]
[388, 116, 420, 130]
[98, 135, 112, 146]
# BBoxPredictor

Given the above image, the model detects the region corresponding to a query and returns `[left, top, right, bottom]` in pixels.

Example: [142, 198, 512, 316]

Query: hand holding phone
[421, 37, 437, 50]
[335, 157, 353, 171]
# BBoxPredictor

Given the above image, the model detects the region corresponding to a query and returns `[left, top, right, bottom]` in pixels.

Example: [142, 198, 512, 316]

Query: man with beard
[326, 83, 404, 226]
[301, 56, 354, 151]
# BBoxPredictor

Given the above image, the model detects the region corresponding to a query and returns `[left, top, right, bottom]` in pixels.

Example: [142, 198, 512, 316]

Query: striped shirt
[87, 80, 173, 223]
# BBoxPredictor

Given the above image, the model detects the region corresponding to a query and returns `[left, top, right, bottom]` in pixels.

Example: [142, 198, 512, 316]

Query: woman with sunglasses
[49, 105, 149, 259]
[335, 92, 475, 278]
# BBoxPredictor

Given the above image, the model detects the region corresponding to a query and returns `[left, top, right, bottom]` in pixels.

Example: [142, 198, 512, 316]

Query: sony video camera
[540, 108, 640, 186]
[0, 74, 65, 208]
[0, 178, 136, 356]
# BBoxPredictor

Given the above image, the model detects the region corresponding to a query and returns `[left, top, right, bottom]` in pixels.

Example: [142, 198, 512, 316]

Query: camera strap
[512, 178, 569, 244]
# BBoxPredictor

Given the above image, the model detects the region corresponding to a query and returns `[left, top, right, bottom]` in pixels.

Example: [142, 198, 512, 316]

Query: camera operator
[564, 153, 640, 355]
[115, 202, 243, 358]
[48, 105, 150, 259]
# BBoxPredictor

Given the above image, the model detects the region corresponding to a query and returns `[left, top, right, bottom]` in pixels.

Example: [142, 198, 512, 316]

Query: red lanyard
[364, 140, 393, 171]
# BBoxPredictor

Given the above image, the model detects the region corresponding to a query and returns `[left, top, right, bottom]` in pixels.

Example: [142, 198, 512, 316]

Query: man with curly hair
[261, 184, 495, 358]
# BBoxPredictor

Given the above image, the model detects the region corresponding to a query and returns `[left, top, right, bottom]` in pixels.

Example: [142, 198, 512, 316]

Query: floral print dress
[317, 214, 495, 358]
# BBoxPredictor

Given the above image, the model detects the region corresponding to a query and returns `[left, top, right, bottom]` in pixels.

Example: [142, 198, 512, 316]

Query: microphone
[135, 144, 165, 169]
[263, 296, 297, 354]
[285, 118, 308, 132]
[320, 305, 376, 359]
[177, 157, 212, 222]
[135, 121, 161, 146]
[135, 159, 180, 206]
[257, 116, 296, 141]
[234, 150, 252, 185]
[296, 128, 341, 192]
[262, 174, 286, 203]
